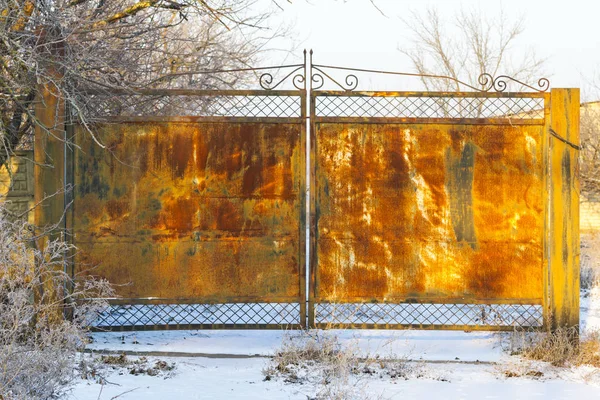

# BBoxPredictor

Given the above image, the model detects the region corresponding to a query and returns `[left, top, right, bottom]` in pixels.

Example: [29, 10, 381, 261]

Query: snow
[68, 288, 600, 399]
[88, 329, 506, 362]
[581, 287, 600, 331]
[69, 357, 600, 400]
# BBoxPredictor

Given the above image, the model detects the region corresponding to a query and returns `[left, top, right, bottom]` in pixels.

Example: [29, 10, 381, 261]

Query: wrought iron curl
[259, 72, 275, 90]
[477, 73, 549, 93]
[292, 73, 306, 90]
[477, 73, 494, 92]
[344, 74, 359, 91]
[537, 77, 550, 92]
[259, 66, 305, 90]
[106, 74, 120, 85]
[311, 72, 324, 90]
[311, 66, 359, 91]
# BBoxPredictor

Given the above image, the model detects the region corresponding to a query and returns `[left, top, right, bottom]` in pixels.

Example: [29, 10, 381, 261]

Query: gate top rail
[312, 91, 547, 98]
[74, 50, 551, 121]
[80, 88, 304, 96]
[78, 49, 550, 95]
[311, 63, 550, 93]
[307, 50, 549, 93]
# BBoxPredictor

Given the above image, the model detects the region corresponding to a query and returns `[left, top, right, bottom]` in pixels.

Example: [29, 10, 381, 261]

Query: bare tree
[401, 7, 545, 92]
[580, 102, 600, 199]
[0, 0, 284, 170]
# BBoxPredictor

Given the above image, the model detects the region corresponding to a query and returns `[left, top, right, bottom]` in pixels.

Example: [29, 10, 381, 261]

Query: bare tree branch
[580, 102, 600, 199]
[401, 6, 545, 93]
[0, 0, 288, 187]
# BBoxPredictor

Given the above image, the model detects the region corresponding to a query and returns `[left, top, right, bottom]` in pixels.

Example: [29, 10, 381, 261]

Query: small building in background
[0, 151, 34, 224]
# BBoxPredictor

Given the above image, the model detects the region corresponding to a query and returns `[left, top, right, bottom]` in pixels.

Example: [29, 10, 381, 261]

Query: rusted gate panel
[310, 91, 552, 330]
[315, 123, 544, 300]
[72, 117, 306, 329]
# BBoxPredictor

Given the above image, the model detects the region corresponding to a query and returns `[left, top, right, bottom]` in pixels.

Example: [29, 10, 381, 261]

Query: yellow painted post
[548, 88, 580, 331]
[33, 30, 67, 324]
[33, 28, 66, 239]
[34, 81, 66, 236]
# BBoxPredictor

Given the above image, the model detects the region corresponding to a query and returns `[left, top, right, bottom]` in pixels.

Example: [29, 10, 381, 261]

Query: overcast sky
[258, 0, 600, 98]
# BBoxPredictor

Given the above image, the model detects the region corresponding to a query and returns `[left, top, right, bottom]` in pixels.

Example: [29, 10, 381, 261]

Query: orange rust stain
[170, 133, 193, 178]
[316, 123, 544, 302]
[105, 199, 129, 220]
[467, 242, 543, 298]
[163, 197, 196, 233]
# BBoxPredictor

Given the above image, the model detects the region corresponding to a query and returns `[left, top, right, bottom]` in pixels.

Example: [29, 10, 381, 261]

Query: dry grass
[263, 330, 366, 399]
[263, 329, 427, 400]
[77, 352, 176, 394]
[98, 354, 176, 377]
[503, 369, 544, 379]
[508, 328, 600, 368]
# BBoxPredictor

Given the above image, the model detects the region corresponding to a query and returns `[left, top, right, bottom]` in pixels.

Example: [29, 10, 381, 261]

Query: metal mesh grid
[315, 95, 544, 119]
[91, 303, 301, 329]
[314, 303, 543, 328]
[82, 94, 302, 119]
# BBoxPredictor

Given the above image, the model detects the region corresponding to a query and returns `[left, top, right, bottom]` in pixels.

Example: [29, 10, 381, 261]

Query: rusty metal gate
[69, 88, 308, 330]
[35, 51, 579, 331]
[310, 91, 546, 330]
[306, 59, 579, 331]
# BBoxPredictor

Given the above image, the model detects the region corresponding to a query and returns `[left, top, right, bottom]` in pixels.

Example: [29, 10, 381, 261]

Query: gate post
[33, 28, 66, 240]
[548, 88, 580, 331]
[33, 29, 67, 324]
[34, 72, 66, 238]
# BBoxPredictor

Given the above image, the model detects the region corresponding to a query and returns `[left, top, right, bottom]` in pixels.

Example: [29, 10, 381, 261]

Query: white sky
[257, 0, 600, 98]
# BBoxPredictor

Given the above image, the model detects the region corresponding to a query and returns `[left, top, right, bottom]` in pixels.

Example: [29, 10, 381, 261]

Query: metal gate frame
[34, 51, 579, 331]
[308, 90, 548, 331]
[62, 85, 310, 331]
[305, 52, 579, 331]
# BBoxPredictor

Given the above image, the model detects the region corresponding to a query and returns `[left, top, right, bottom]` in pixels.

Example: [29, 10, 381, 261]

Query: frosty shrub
[0, 208, 113, 399]
[263, 330, 367, 400]
[264, 329, 417, 400]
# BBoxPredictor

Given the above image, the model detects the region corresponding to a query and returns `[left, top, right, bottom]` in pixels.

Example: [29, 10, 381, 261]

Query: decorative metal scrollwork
[311, 72, 324, 90]
[82, 50, 551, 93]
[311, 66, 358, 91]
[478, 73, 550, 93]
[259, 65, 306, 90]
[308, 50, 550, 92]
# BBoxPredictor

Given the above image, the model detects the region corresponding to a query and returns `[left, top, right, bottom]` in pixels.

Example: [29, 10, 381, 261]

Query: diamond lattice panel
[91, 303, 301, 329]
[83, 94, 302, 119]
[314, 303, 543, 327]
[316, 96, 544, 119]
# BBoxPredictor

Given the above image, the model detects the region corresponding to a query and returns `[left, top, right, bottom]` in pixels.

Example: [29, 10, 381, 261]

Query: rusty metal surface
[73, 121, 304, 302]
[314, 122, 545, 303]
[29, 51, 581, 331]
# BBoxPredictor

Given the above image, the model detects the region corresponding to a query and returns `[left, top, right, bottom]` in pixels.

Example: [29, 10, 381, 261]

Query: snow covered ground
[85, 329, 506, 362]
[67, 287, 600, 400]
[69, 356, 600, 400]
